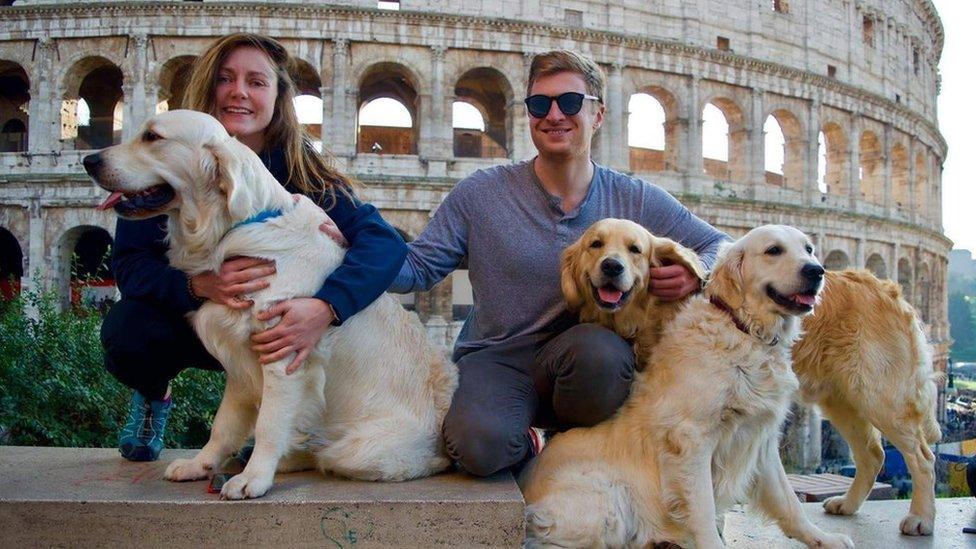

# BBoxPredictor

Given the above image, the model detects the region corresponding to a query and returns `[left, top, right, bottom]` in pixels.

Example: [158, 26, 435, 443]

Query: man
[390, 50, 728, 476]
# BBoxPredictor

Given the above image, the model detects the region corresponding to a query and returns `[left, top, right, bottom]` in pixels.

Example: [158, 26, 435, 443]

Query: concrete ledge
[725, 497, 976, 548]
[0, 447, 524, 548]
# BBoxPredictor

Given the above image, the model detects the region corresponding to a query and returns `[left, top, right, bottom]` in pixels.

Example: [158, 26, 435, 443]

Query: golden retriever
[792, 270, 941, 535]
[86, 110, 458, 499]
[554, 219, 942, 538]
[522, 224, 853, 548]
[560, 218, 706, 365]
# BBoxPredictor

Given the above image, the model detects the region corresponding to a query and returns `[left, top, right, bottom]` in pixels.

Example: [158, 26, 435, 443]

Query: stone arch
[357, 62, 421, 155]
[915, 150, 928, 220]
[865, 253, 886, 278]
[156, 55, 197, 112]
[55, 225, 114, 308]
[0, 226, 23, 300]
[628, 86, 679, 172]
[891, 142, 909, 212]
[917, 262, 931, 323]
[763, 108, 804, 191]
[823, 250, 850, 271]
[859, 130, 883, 204]
[820, 121, 849, 198]
[453, 66, 512, 158]
[0, 60, 30, 152]
[702, 97, 747, 183]
[60, 56, 124, 150]
[290, 57, 324, 145]
[898, 257, 913, 303]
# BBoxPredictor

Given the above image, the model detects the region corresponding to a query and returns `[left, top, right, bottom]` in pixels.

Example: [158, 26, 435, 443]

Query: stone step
[0, 446, 524, 548]
[724, 497, 976, 548]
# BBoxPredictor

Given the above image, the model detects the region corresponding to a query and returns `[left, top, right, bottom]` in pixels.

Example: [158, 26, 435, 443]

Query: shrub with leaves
[0, 289, 224, 448]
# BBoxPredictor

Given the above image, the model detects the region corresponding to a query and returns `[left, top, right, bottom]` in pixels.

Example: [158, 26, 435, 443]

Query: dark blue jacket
[111, 147, 407, 324]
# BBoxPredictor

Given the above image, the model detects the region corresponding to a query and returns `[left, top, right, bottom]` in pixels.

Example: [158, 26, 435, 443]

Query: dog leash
[708, 296, 780, 346]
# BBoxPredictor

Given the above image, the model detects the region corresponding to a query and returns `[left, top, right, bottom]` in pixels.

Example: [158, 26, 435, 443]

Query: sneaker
[118, 391, 172, 462]
[528, 426, 548, 457]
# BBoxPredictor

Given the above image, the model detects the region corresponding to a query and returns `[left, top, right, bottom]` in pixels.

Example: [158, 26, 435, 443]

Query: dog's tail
[906, 304, 943, 445]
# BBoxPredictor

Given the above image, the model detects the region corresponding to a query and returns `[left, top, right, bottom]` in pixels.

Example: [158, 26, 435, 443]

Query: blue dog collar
[231, 208, 284, 230]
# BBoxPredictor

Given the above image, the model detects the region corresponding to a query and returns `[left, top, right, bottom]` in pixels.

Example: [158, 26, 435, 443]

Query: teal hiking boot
[119, 391, 171, 462]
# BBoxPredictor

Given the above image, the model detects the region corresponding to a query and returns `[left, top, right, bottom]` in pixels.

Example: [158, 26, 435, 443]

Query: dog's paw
[219, 471, 273, 500]
[812, 532, 854, 549]
[164, 458, 212, 482]
[899, 513, 934, 536]
[822, 495, 858, 515]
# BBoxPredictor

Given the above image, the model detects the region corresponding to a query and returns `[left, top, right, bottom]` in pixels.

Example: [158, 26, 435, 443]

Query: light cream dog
[523, 224, 853, 548]
[87, 110, 458, 499]
[559, 219, 942, 536]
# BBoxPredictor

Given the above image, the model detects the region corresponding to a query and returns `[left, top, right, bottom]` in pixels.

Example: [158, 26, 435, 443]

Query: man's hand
[251, 298, 335, 374]
[649, 264, 700, 302]
[190, 257, 275, 309]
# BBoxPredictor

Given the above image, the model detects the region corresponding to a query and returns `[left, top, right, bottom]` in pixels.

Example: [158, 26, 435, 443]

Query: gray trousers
[443, 323, 635, 477]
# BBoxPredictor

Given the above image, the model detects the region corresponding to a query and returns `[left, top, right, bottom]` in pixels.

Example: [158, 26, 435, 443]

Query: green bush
[0, 289, 223, 448]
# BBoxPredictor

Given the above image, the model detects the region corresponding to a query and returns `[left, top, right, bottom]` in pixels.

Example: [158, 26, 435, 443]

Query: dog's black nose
[801, 263, 825, 281]
[82, 153, 103, 177]
[601, 258, 624, 278]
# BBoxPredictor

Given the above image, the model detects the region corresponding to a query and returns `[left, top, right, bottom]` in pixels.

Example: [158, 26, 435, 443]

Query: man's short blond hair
[527, 50, 606, 101]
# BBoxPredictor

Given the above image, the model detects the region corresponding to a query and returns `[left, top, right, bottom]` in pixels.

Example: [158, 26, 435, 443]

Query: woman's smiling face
[214, 46, 278, 152]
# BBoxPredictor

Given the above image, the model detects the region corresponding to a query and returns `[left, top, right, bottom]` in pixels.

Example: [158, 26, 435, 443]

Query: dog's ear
[651, 237, 706, 287]
[204, 138, 251, 221]
[706, 240, 745, 309]
[560, 239, 586, 311]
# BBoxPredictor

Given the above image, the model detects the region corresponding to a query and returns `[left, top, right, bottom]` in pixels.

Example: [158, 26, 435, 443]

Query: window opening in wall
[913, 48, 920, 75]
[772, 0, 789, 13]
[763, 115, 785, 185]
[827, 65, 837, 78]
[863, 16, 874, 47]
[378, 1, 400, 10]
[717, 36, 731, 51]
[627, 93, 667, 172]
[565, 9, 583, 27]
[895, 93, 901, 103]
[294, 95, 324, 152]
[358, 97, 413, 154]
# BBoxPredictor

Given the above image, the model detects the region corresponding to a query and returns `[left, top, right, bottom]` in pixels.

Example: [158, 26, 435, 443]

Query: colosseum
[0, 1, 950, 465]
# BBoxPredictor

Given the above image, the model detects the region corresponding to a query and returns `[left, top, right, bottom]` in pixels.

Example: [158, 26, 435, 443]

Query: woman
[101, 33, 407, 461]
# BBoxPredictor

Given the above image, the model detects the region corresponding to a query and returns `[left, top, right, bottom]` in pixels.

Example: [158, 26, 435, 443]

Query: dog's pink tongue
[791, 293, 816, 306]
[97, 192, 124, 211]
[598, 287, 623, 304]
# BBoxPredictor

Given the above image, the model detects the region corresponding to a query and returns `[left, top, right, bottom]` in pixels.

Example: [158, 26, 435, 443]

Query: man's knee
[551, 324, 635, 426]
[443, 406, 528, 477]
[558, 324, 635, 382]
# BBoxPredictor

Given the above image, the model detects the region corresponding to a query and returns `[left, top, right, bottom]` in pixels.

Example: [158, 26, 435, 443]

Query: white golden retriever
[522, 225, 853, 548]
[86, 110, 458, 499]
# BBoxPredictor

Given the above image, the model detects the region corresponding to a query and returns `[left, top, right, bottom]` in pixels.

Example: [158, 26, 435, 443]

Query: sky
[933, 0, 975, 252]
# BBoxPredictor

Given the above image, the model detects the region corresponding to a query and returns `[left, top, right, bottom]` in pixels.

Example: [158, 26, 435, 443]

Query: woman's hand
[649, 264, 701, 302]
[251, 298, 335, 374]
[190, 257, 276, 309]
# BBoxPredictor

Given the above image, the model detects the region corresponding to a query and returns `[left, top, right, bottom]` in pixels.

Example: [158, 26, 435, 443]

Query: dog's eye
[805, 245, 814, 254]
[590, 240, 603, 249]
[765, 245, 782, 256]
[143, 130, 162, 142]
[629, 245, 641, 254]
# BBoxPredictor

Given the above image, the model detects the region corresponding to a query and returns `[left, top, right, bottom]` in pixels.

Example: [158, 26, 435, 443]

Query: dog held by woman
[558, 219, 942, 537]
[85, 110, 458, 499]
[522, 225, 853, 548]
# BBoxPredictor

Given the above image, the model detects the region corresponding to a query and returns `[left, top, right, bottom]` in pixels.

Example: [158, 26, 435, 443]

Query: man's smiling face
[527, 71, 604, 161]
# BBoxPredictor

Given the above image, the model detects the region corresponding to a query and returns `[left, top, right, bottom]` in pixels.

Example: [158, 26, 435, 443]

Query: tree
[949, 292, 976, 361]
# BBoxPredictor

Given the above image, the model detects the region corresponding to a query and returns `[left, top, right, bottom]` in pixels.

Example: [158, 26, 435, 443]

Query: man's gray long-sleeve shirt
[390, 159, 729, 354]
